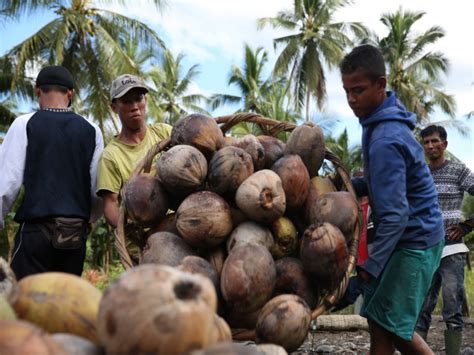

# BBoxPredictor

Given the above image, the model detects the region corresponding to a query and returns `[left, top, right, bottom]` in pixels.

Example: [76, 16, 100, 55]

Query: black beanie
[36, 65, 74, 89]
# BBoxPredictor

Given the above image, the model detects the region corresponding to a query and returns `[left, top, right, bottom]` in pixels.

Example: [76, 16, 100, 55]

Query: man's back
[6, 110, 97, 223]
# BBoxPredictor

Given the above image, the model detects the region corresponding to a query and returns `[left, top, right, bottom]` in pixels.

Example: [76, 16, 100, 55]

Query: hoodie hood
[360, 91, 416, 129]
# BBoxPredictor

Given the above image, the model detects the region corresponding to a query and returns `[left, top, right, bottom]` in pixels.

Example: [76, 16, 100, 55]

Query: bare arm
[99, 191, 120, 228]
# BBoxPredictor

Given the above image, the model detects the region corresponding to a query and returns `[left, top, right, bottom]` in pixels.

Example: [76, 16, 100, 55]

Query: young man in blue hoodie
[338, 44, 445, 354]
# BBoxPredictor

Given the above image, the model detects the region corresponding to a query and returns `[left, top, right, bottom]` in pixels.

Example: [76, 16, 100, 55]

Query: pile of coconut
[118, 114, 359, 353]
[0, 113, 359, 355]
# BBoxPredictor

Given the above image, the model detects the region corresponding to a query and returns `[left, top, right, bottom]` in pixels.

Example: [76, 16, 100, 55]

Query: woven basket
[115, 112, 360, 333]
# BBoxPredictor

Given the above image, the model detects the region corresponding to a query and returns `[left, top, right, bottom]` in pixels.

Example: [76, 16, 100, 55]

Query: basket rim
[115, 113, 361, 322]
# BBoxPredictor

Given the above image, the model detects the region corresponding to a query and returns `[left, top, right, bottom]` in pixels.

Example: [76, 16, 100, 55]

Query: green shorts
[361, 240, 444, 341]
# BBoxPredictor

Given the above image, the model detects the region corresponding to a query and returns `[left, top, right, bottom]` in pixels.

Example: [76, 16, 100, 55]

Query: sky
[0, 0, 473, 168]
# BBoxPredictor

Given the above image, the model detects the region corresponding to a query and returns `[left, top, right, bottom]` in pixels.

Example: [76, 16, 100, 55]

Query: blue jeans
[416, 252, 466, 332]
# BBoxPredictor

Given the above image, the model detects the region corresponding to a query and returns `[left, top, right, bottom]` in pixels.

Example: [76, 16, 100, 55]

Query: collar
[41, 107, 72, 113]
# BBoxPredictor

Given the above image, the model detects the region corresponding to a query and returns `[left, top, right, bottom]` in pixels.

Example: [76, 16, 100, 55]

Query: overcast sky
[1, 0, 472, 168]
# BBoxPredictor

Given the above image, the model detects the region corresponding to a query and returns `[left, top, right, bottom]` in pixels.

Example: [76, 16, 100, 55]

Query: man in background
[97, 74, 171, 229]
[0, 65, 103, 279]
[416, 125, 474, 355]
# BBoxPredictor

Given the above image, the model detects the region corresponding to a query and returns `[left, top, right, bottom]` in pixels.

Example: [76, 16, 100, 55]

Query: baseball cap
[36, 65, 74, 89]
[110, 74, 149, 100]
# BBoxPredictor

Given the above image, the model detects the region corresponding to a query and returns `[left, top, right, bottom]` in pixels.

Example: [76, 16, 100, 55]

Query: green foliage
[85, 217, 121, 272]
[367, 8, 458, 129]
[210, 44, 271, 114]
[258, 0, 368, 120]
[147, 49, 209, 125]
[1, 0, 166, 133]
[324, 128, 363, 174]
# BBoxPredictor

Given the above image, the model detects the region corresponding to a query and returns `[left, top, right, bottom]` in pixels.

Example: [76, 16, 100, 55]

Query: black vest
[15, 110, 96, 222]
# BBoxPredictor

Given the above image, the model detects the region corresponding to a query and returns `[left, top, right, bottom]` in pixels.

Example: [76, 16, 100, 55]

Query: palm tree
[258, 0, 367, 121]
[0, 55, 35, 132]
[147, 49, 209, 125]
[1, 0, 166, 133]
[210, 44, 271, 114]
[370, 8, 456, 126]
[324, 128, 363, 174]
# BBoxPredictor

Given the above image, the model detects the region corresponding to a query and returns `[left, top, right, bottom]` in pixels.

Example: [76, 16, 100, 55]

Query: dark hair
[340, 44, 386, 81]
[38, 84, 69, 94]
[420, 125, 447, 141]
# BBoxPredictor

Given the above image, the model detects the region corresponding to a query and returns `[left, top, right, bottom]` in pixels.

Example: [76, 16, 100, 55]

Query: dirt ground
[293, 316, 474, 354]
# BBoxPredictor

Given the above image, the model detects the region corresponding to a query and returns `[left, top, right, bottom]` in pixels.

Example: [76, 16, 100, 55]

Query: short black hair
[340, 44, 386, 81]
[38, 84, 69, 94]
[420, 125, 447, 141]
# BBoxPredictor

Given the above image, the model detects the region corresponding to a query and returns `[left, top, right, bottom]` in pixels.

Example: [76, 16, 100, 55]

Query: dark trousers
[10, 222, 87, 280]
[416, 252, 466, 332]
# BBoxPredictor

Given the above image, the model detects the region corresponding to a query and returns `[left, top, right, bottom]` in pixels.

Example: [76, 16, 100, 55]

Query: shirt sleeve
[0, 113, 33, 228]
[89, 123, 104, 223]
[96, 152, 123, 195]
[458, 164, 474, 195]
[361, 138, 409, 278]
[151, 123, 172, 140]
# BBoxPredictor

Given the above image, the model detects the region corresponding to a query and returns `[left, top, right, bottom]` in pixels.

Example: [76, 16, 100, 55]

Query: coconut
[178, 256, 220, 296]
[0, 296, 16, 321]
[170, 114, 224, 159]
[0, 319, 66, 354]
[146, 212, 179, 236]
[201, 246, 227, 277]
[230, 206, 248, 228]
[140, 231, 197, 267]
[235, 170, 286, 223]
[306, 191, 358, 242]
[300, 223, 349, 290]
[221, 244, 276, 313]
[51, 333, 103, 355]
[207, 315, 232, 345]
[255, 294, 311, 353]
[224, 306, 261, 330]
[287, 212, 308, 237]
[284, 123, 325, 177]
[176, 191, 233, 248]
[123, 173, 169, 228]
[271, 155, 310, 212]
[231, 134, 266, 171]
[304, 176, 337, 222]
[257, 135, 286, 169]
[274, 257, 316, 308]
[156, 145, 208, 202]
[270, 217, 299, 259]
[207, 146, 254, 199]
[13, 272, 102, 344]
[97, 264, 217, 354]
[226, 221, 274, 253]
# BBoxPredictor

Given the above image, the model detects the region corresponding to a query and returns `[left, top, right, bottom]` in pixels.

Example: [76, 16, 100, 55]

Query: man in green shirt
[97, 74, 171, 228]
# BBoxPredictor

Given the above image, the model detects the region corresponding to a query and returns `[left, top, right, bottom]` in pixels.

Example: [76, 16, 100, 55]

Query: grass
[82, 262, 125, 292]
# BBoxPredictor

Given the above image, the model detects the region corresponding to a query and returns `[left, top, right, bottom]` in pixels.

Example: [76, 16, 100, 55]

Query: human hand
[332, 270, 375, 312]
[446, 225, 466, 241]
[331, 276, 363, 312]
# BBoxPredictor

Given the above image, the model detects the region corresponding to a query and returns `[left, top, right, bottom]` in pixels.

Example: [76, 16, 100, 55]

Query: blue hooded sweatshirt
[352, 91, 444, 278]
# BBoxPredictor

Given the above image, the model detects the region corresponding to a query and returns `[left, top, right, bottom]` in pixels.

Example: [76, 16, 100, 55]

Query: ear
[111, 101, 118, 114]
[35, 86, 41, 98]
[443, 140, 448, 149]
[377, 76, 387, 90]
[67, 89, 73, 101]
